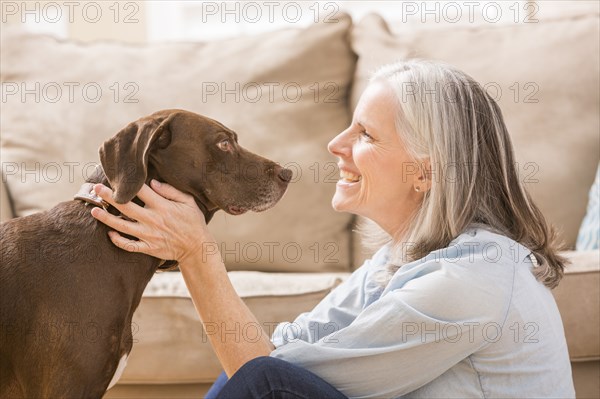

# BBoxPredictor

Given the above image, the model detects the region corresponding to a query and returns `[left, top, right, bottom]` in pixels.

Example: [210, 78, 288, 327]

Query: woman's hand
[90, 179, 212, 264]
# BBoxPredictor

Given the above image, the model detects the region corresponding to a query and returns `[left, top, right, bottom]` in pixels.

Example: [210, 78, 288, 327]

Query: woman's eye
[217, 139, 232, 151]
[360, 131, 374, 141]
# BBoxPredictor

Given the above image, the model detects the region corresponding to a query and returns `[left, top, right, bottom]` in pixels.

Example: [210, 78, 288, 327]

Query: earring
[415, 186, 421, 192]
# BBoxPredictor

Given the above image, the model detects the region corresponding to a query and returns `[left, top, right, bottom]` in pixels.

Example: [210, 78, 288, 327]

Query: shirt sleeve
[270, 245, 390, 347]
[269, 256, 515, 398]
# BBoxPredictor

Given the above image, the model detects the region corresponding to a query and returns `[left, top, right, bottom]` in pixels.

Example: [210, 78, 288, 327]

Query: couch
[1, 8, 598, 399]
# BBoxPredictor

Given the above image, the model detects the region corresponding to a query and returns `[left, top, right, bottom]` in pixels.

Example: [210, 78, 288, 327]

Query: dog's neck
[77, 165, 219, 271]
[85, 166, 218, 223]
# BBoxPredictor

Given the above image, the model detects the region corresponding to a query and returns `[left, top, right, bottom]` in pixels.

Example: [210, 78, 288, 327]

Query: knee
[240, 356, 287, 374]
[219, 357, 296, 398]
[236, 355, 292, 381]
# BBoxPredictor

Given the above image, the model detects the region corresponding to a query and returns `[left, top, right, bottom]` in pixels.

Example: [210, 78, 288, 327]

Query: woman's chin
[331, 195, 355, 213]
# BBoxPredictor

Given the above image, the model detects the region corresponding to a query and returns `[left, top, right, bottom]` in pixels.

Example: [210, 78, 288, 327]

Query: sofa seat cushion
[144, 271, 348, 298]
[552, 250, 600, 362]
[350, 13, 600, 249]
[119, 271, 349, 384]
[0, 14, 356, 273]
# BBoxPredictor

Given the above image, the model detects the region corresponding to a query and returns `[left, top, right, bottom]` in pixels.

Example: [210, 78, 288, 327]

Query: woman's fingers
[138, 180, 195, 205]
[132, 183, 162, 207]
[119, 181, 195, 210]
[93, 184, 146, 221]
[90, 206, 144, 238]
[90, 184, 146, 238]
[151, 180, 191, 201]
[106, 230, 152, 254]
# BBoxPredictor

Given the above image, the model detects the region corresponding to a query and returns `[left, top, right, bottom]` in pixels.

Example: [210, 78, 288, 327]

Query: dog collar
[74, 182, 110, 210]
[74, 182, 135, 224]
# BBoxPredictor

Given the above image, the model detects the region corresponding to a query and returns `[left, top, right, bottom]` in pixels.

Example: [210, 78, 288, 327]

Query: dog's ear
[99, 113, 176, 203]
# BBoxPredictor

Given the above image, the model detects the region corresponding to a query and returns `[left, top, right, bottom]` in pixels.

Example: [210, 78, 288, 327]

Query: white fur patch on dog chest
[107, 354, 128, 391]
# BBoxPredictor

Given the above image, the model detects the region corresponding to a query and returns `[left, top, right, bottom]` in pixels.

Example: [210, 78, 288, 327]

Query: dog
[0, 109, 292, 398]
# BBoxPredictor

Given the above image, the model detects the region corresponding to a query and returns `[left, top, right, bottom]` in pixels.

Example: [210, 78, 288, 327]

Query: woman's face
[327, 81, 430, 237]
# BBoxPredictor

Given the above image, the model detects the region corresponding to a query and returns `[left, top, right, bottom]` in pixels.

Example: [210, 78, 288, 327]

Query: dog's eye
[217, 139, 232, 152]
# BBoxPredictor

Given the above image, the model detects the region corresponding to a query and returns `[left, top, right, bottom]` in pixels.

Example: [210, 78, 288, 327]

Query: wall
[3, 1, 597, 44]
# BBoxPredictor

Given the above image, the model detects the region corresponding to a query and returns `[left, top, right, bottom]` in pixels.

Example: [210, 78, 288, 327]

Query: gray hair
[360, 60, 569, 289]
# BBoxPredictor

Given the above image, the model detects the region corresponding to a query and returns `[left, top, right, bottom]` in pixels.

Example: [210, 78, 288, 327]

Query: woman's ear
[414, 158, 432, 193]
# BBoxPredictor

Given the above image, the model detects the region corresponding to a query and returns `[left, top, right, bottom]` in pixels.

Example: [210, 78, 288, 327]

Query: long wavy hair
[360, 60, 570, 289]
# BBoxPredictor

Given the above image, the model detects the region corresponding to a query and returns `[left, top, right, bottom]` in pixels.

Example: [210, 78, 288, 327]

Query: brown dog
[0, 109, 292, 398]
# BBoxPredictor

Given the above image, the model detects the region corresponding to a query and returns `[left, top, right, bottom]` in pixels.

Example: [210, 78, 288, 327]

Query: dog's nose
[278, 168, 293, 183]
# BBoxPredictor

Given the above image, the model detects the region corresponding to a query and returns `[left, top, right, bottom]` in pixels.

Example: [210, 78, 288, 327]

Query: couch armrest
[0, 177, 15, 222]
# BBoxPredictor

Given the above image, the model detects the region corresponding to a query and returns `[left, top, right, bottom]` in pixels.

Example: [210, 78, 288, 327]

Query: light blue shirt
[270, 226, 575, 398]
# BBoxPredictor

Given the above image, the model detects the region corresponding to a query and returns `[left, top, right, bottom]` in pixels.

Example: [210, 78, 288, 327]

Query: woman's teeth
[340, 170, 362, 183]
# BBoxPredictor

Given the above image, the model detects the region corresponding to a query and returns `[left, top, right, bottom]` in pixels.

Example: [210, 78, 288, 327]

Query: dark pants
[204, 356, 348, 399]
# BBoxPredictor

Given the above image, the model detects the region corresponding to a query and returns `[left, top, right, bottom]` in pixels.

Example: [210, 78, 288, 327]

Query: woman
[91, 60, 575, 398]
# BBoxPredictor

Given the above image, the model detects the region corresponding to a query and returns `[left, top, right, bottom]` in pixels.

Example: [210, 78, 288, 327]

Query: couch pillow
[350, 13, 600, 249]
[0, 17, 356, 272]
[576, 163, 600, 250]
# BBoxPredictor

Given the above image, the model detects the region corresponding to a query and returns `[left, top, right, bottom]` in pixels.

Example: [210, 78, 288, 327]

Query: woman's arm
[178, 241, 275, 377]
[90, 180, 273, 377]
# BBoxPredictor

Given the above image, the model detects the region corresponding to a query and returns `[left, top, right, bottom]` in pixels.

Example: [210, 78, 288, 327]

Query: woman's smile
[337, 167, 362, 188]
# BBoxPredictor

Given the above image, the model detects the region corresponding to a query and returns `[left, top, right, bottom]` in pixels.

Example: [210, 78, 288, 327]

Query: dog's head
[99, 109, 292, 222]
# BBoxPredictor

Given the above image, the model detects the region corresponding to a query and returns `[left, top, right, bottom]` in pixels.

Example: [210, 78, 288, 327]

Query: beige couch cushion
[119, 271, 348, 384]
[552, 250, 600, 362]
[0, 180, 12, 222]
[350, 13, 600, 249]
[0, 16, 356, 272]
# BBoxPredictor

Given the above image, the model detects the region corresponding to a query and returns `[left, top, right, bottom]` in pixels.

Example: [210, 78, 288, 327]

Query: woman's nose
[328, 129, 352, 158]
